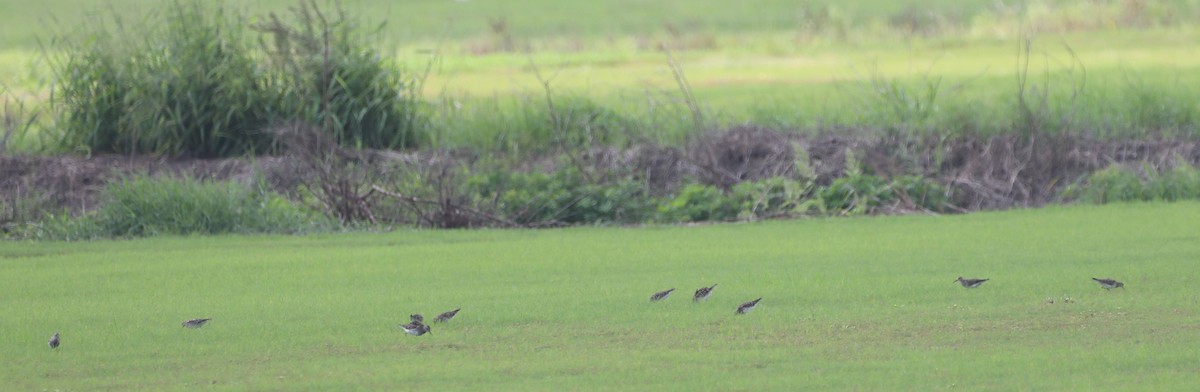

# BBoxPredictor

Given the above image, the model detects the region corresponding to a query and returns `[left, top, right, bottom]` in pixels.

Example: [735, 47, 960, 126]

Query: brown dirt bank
[3, 130, 1198, 227]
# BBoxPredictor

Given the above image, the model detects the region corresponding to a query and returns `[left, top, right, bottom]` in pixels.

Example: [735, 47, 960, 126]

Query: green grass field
[3, 202, 1199, 390]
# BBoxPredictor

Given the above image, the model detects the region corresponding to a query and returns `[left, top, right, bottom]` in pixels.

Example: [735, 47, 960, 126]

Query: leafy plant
[470, 163, 654, 225]
[820, 174, 894, 215]
[892, 175, 950, 212]
[657, 184, 738, 223]
[731, 177, 823, 219]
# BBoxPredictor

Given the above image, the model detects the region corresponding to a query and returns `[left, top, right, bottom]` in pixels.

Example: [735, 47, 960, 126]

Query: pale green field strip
[0, 0, 1002, 49]
[2, 202, 1199, 390]
[4, 29, 1197, 115]
[420, 30, 1200, 97]
[6, 29, 1197, 95]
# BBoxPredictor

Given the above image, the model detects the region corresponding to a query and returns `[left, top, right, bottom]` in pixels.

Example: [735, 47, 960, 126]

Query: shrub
[731, 177, 823, 219]
[469, 163, 655, 225]
[566, 179, 656, 224]
[256, 2, 425, 150]
[1065, 162, 1200, 204]
[658, 177, 827, 223]
[51, 1, 272, 157]
[31, 175, 331, 239]
[469, 169, 573, 225]
[1147, 164, 1200, 201]
[820, 173, 894, 215]
[657, 184, 738, 222]
[892, 175, 950, 212]
[49, 0, 425, 157]
[1063, 164, 1146, 204]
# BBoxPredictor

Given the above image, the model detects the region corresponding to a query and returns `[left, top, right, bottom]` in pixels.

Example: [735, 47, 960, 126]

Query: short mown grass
[2, 202, 1198, 390]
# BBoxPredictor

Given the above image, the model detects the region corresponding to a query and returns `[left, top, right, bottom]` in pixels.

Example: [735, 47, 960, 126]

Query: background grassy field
[3, 202, 1199, 390]
[4, 0, 1200, 153]
[0, 0, 1021, 48]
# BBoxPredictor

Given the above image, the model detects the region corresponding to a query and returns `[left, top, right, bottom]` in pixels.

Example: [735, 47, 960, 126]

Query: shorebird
[182, 318, 211, 328]
[401, 321, 431, 336]
[49, 332, 60, 349]
[434, 308, 460, 323]
[410, 314, 424, 323]
[955, 277, 989, 288]
[1092, 277, 1125, 290]
[736, 298, 762, 314]
[693, 284, 717, 302]
[650, 288, 675, 302]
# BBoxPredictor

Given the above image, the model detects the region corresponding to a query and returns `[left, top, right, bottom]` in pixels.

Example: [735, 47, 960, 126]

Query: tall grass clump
[31, 175, 331, 240]
[255, 1, 425, 150]
[50, 1, 272, 157]
[48, 0, 424, 157]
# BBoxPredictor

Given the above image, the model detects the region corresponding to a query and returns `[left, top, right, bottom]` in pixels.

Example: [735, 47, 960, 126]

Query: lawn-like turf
[2, 202, 1199, 390]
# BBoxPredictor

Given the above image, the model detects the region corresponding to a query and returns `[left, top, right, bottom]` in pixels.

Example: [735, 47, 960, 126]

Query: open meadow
[3, 202, 1200, 390]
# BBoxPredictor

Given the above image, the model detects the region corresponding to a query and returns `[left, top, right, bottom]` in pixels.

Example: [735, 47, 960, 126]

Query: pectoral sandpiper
[736, 298, 762, 314]
[650, 288, 675, 302]
[401, 321, 431, 336]
[955, 277, 989, 288]
[434, 308, 460, 323]
[182, 318, 212, 328]
[1092, 277, 1125, 290]
[693, 284, 717, 302]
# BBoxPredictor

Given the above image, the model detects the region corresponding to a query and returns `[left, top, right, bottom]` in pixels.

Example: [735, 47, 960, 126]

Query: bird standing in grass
[401, 321, 431, 336]
[736, 298, 762, 314]
[434, 308, 460, 323]
[693, 284, 717, 302]
[1092, 277, 1125, 290]
[410, 314, 424, 323]
[650, 288, 675, 302]
[49, 332, 60, 349]
[955, 277, 989, 288]
[182, 318, 211, 328]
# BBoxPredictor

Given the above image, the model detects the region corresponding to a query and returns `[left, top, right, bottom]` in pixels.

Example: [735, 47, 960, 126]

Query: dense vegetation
[24, 175, 331, 240]
[9, 148, 1199, 240]
[48, 1, 422, 157]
